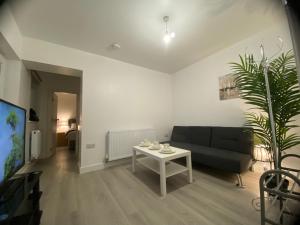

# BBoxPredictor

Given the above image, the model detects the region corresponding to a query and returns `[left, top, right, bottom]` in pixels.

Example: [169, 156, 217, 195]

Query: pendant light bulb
[164, 33, 171, 43]
[163, 16, 175, 44]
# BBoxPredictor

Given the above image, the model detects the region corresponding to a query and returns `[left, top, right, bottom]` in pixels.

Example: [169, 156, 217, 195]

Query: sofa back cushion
[171, 126, 190, 143]
[211, 127, 253, 155]
[189, 126, 211, 147]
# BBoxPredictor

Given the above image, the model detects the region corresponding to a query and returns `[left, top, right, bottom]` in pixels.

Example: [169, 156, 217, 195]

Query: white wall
[3, 60, 31, 110]
[3, 60, 21, 104]
[172, 21, 293, 127]
[21, 37, 173, 171]
[0, 53, 6, 98]
[0, 59, 31, 121]
[56, 93, 77, 133]
[0, 4, 22, 58]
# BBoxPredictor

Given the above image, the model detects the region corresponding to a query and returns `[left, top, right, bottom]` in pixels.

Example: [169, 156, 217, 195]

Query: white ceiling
[9, 0, 284, 73]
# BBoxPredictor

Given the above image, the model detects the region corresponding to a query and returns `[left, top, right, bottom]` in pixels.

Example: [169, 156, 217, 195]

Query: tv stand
[0, 171, 42, 225]
[0, 178, 24, 203]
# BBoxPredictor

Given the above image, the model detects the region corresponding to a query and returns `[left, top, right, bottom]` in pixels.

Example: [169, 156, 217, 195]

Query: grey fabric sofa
[169, 126, 254, 186]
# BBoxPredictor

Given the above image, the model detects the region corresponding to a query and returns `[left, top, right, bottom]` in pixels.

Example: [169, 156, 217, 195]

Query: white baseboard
[79, 162, 104, 174]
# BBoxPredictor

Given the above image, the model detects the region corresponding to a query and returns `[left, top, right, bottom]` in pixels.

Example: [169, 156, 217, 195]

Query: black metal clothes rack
[259, 154, 300, 225]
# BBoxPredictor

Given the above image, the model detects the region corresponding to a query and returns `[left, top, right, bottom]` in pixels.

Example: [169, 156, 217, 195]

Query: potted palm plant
[231, 51, 300, 189]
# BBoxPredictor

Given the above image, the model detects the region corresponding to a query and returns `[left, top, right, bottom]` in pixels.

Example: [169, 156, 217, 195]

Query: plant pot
[265, 174, 289, 193]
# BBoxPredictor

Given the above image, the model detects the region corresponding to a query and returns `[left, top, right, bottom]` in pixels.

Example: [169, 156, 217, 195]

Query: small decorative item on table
[159, 143, 176, 154]
[148, 141, 161, 150]
[139, 139, 152, 147]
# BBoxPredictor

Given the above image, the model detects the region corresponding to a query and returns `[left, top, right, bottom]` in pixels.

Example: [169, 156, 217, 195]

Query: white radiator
[107, 128, 156, 161]
[31, 130, 41, 160]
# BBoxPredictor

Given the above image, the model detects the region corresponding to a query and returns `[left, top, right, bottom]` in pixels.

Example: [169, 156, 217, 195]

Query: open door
[47, 93, 58, 155]
[52, 93, 58, 151]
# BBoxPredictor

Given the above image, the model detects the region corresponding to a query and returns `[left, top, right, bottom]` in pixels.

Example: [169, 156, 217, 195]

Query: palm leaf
[230, 51, 300, 168]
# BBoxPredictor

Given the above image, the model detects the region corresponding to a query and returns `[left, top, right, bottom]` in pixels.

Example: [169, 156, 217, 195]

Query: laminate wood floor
[29, 148, 262, 225]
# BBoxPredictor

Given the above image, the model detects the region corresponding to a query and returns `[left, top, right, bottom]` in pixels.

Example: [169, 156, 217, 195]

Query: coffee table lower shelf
[137, 157, 188, 178]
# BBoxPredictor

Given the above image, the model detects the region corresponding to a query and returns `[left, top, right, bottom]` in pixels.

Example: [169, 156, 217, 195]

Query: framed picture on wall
[219, 73, 239, 100]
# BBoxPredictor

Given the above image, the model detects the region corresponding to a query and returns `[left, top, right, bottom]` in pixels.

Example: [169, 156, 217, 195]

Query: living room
[0, 0, 299, 225]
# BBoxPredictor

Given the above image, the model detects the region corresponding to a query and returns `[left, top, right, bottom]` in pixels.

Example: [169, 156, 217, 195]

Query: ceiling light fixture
[163, 16, 175, 44]
[111, 43, 121, 50]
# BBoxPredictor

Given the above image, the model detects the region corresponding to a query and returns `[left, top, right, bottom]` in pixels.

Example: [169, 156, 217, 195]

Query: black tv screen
[0, 99, 26, 186]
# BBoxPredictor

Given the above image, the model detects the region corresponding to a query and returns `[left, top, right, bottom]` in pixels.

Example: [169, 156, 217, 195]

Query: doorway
[29, 67, 82, 172]
[55, 92, 78, 151]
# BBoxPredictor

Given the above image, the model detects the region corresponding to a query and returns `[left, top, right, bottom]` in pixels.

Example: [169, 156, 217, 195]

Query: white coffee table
[132, 145, 192, 197]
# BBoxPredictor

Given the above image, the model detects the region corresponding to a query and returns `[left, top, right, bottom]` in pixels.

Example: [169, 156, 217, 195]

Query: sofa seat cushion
[170, 142, 251, 173]
[191, 145, 252, 173]
[170, 141, 194, 150]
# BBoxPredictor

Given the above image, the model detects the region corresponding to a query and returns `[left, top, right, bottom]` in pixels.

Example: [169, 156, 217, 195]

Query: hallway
[33, 147, 78, 175]
[29, 147, 79, 225]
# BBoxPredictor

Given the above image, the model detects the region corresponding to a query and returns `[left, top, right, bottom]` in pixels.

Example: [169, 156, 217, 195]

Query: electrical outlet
[86, 144, 95, 149]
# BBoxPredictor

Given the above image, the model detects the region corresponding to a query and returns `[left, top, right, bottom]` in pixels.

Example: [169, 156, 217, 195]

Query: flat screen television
[0, 99, 26, 187]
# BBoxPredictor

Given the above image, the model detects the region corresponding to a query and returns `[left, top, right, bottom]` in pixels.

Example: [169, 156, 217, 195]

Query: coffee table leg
[186, 154, 193, 183]
[132, 149, 136, 173]
[160, 160, 166, 197]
